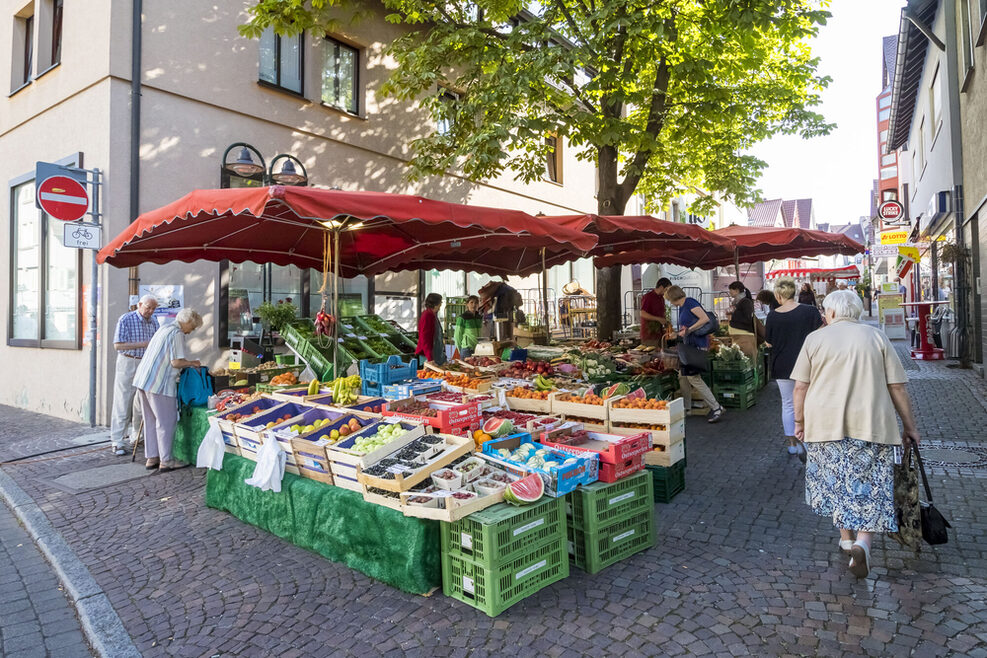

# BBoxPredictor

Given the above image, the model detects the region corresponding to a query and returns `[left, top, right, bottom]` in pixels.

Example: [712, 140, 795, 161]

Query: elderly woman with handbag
[791, 290, 920, 578]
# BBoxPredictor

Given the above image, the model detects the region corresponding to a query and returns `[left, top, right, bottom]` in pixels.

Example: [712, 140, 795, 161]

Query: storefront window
[308, 270, 368, 317]
[225, 263, 302, 342]
[8, 178, 80, 348]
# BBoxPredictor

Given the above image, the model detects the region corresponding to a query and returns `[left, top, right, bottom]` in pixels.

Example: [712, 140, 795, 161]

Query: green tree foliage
[243, 0, 833, 338]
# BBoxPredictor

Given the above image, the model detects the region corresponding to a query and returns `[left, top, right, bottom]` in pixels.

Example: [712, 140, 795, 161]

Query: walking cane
[130, 419, 144, 462]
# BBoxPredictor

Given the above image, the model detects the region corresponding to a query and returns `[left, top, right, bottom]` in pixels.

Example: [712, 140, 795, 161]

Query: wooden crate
[504, 393, 553, 414]
[399, 488, 505, 522]
[559, 416, 608, 433]
[606, 396, 685, 426]
[549, 391, 607, 421]
[324, 422, 427, 469]
[291, 436, 334, 485]
[643, 439, 685, 467]
[357, 434, 474, 493]
[361, 488, 403, 511]
[609, 417, 685, 449]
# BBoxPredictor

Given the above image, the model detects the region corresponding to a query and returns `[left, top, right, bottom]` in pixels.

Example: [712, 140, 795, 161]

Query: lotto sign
[879, 229, 909, 245]
[879, 200, 905, 224]
[37, 175, 89, 221]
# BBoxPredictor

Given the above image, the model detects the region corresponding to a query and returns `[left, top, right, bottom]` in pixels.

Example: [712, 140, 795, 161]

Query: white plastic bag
[196, 416, 226, 471]
[244, 432, 286, 492]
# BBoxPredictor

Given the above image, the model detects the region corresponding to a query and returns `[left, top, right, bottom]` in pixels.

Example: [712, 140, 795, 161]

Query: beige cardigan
[791, 318, 908, 444]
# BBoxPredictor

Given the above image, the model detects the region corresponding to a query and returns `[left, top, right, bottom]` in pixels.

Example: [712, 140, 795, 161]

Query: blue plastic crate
[359, 356, 419, 385]
[382, 379, 443, 400]
[482, 433, 599, 497]
[361, 380, 383, 397]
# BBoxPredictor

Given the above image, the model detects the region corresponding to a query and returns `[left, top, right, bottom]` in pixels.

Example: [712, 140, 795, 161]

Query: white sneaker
[112, 447, 127, 456]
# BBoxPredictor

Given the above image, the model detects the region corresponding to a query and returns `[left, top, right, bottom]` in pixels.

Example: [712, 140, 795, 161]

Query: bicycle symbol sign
[63, 222, 102, 250]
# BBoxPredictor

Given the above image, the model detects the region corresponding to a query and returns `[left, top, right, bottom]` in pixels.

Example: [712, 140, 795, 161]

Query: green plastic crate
[567, 510, 656, 574]
[713, 383, 757, 409]
[440, 498, 565, 566]
[711, 358, 754, 372]
[567, 471, 653, 532]
[646, 462, 685, 503]
[441, 535, 569, 617]
[712, 367, 756, 386]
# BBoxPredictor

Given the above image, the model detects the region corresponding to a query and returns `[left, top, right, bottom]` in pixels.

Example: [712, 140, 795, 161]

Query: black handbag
[913, 443, 952, 545]
[676, 342, 708, 372]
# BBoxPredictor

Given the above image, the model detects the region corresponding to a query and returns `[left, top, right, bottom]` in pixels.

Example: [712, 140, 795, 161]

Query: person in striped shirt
[133, 308, 203, 471]
[109, 295, 158, 455]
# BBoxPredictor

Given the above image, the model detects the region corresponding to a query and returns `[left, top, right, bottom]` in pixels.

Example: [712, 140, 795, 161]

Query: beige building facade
[1, 1, 598, 423]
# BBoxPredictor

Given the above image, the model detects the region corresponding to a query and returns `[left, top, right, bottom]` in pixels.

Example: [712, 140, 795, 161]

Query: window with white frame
[878, 108, 890, 121]
[546, 134, 562, 184]
[322, 37, 358, 114]
[436, 89, 460, 136]
[11, 5, 34, 91]
[930, 65, 942, 130]
[879, 129, 888, 143]
[879, 95, 892, 108]
[880, 166, 897, 180]
[881, 153, 896, 166]
[35, 0, 62, 73]
[961, 0, 976, 88]
[259, 27, 303, 95]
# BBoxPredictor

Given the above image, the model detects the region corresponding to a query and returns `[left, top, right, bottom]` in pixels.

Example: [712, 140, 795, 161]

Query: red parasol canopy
[541, 214, 738, 269]
[96, 186, 597, 277]
[707, 225, 864, 267]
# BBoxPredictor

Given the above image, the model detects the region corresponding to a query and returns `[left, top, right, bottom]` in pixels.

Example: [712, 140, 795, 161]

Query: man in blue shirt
[109, 295, 158, 455]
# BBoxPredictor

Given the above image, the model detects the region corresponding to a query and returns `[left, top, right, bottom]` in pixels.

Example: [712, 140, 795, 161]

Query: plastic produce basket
[359, 356, 418, 386]
[713, 383, 757, 409]
[441, 497, 566, 565]
[712, 367, 756, 386]
[646, 462, 685, 503]
[711, 358, 754, 372]
[441, 535, 569, 617]
[568, 470, 653, 532]
[567, 509, 656, 574]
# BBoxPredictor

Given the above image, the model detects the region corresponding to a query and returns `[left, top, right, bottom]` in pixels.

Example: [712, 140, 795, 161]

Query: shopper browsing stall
[416, 293, 447, 366]
[664, 286, 725, 423]
[109, 294, 158, 456]
[133, 308, 203, 471]
[726, 281, 759, 338]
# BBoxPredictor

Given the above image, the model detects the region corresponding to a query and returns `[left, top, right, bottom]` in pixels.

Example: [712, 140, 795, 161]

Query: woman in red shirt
[416, 293, 447, 365]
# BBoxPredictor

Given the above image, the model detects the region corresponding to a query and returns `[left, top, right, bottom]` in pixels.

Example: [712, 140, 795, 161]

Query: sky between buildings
[751, 0, 903, 226]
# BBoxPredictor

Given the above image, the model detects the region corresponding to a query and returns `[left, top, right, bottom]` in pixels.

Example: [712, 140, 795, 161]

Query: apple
[339, 426, 351, 437]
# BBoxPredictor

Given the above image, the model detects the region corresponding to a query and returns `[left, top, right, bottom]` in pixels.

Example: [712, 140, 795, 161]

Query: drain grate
[917, 442, 987, 469]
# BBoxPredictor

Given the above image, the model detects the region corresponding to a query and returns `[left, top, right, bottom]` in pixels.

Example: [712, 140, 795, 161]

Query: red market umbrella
[96, 186, 597, 277]
[709, 225, 865, 269]
[545, 214, 738, 269]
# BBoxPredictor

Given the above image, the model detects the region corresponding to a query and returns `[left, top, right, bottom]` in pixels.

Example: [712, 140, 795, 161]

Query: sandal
[839, 539, 854, 553]
[849, 541, 870, 578]
[145, 458, 160, 470]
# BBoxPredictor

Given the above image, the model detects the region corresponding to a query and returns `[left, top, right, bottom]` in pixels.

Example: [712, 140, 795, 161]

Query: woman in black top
[727, 281, 756, 335]
[798, 282, 817, 307]
[765, 278, 823, 456]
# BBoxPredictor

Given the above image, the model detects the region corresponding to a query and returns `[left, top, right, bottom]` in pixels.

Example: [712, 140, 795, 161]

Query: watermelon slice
[625, 387, 647, 400]
[601, 383, 622, 399]
[504, 473, 545, 506]
[482, 418, 514, 437]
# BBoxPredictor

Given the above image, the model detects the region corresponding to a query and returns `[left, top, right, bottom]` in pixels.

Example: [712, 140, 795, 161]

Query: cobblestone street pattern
[1, 342, 986, 656]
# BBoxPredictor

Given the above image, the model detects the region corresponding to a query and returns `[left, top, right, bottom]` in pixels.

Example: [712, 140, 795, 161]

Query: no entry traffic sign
[37, 175, 89, 221]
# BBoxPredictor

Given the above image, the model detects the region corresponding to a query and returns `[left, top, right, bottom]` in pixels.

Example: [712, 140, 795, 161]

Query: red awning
[765, 265, 860, 280]
[542, 214, 737, 269]
[97, 186, 597, 277]
[708, 225, 865, 267]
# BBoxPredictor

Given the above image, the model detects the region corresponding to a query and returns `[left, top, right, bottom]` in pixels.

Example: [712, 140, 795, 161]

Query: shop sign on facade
[879, 229, 909, 245]
[872, 244, 899, 258]
[878, 200, 905, 226]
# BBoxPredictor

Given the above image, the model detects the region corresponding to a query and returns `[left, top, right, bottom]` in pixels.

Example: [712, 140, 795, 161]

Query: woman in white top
[791, 291, 919, 579]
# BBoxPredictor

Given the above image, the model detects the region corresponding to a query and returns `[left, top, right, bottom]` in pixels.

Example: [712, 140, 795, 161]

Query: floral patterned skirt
[804, 437, 898, 533]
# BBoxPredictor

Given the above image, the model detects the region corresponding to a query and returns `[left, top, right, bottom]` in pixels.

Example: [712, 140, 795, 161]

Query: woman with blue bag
[664, 286, 725, 424]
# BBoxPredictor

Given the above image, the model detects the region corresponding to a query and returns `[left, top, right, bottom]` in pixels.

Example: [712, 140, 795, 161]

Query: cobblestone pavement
[0, 502, 93, 657]
[1, 342, 987, 657]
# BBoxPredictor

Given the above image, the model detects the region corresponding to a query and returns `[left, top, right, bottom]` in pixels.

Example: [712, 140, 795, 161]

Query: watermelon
[625, 387, 647, 400]
[482, 418, 514, 438]
[601, 383, 622, 399]
[504, 473, 545, 506]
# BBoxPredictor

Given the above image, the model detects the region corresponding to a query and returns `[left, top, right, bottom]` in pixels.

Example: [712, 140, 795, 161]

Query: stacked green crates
[713, 381, 757, 409]
[711, 358, 757, 409]
[646, 462, 686, 503]
[441, 498, 568, 616]
[566, 471, 656, 574]
[443, 296, 471, 340]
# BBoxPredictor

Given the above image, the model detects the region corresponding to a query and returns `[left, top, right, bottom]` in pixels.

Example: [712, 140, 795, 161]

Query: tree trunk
[595, 150, 627, 340]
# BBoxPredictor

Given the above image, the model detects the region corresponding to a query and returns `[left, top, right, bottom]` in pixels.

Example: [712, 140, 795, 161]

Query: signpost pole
[89, 169, 101, 427]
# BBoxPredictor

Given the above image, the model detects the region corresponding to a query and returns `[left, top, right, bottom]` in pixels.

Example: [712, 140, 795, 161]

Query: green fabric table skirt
[204, 454, 440, 594]
[173, 404, 210, 464]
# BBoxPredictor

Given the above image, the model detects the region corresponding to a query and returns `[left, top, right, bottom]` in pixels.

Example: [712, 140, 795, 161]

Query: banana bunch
[534, 374, 555, 391]
[331, 374, 362, 405]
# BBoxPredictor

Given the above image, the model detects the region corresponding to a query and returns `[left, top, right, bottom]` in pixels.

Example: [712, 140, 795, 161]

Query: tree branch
[550, 0, 600, 60]
[619, 56, 670, 196]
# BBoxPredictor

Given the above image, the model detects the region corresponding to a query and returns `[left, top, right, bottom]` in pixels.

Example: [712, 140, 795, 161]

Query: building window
[979, 0, 987, 46]
[546, 134, 562, 184]
[881, 153, 896, 166]
[930, 65, 942, 130]
[34, 0, 62, 72]
[879, 129, 888, 143]
[882, 189, 898, 202]
[11, 7, 34, 91]
[880, 166, 897, 180]
[878, 108, 890, 121]
[961, 0, 975, 91]
[51, 0, 62, 65]
[321, 37, 358, 114]
[8, 178, 81, 349]
[259, 27, 303, 95]
[879, 94, 892, 109]
[436, 89, 460, 136]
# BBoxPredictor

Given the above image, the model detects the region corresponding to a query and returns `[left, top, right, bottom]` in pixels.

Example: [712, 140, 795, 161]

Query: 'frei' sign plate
[879, 229, 909, 245]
